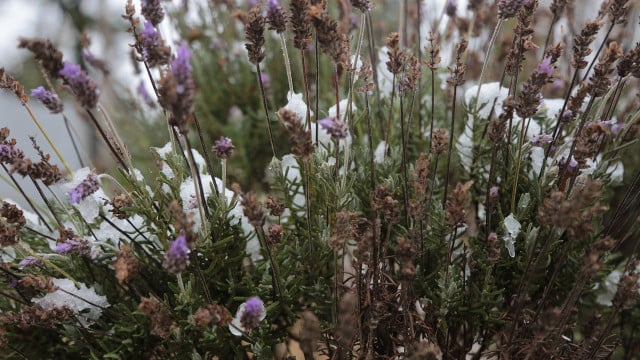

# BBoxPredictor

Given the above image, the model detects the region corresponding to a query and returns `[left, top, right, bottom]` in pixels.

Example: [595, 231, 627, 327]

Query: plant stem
[256, 63, 277, 158]
[279, 33, 294, 95]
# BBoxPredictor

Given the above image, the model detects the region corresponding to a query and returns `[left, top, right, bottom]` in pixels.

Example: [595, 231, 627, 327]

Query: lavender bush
[2, 0, 640, 358]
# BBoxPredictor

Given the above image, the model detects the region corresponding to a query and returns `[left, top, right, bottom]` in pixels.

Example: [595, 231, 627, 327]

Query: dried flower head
[267, 224, 283, 246]
[265, 196, 285, 216]
[351, 0, 372, 12]
[289, 0, 312, 50]
[0, 68, 27, 104]
[266, 0, 287, 33]
[17, 38, 64, 79]
[193, 304, 232, 327]
[114, 244, 138, 284]
[212, 137, 235, 159]
[138, 297, 175, 339]
[109, 193, 133, 220]
[431, 128, 448, 154]
[385, 32, 405, 74]
[241, 192, 265, 227]
[141, 0, 165, 26]
[244, 5, 266, 64]
[445, 180, 474, 227]
[59, 62, 100, 109]
[572, 20, 602, 69]
[30, 87, 63, 113]
[309, 5, 349, 71]
[278, 108, 314, 159]
[163, 234, 190, 273]
[497, 0, 528, 19]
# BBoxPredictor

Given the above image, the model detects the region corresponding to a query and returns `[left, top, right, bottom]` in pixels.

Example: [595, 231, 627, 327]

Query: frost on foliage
[376, 47, 394, 98]
[32, 278, 109, 326]
[374, 141, 387, 164]
[281, 154, 306, 216]
[502, 213, 521, 258]
[285, 92, 313, 122]
[582, 156, 624, 184]
[328, 99, 357, 122]
[153, 142, 207, 179]
[464, 82, 509, 120]
[595, 265, 640, 306]
[457, 83, 510, 173]
[62, 167, 106, 223]
[178, 174, 261, 262]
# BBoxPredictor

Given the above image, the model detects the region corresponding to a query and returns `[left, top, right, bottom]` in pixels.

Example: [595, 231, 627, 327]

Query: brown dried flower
[278, 108, 314, 160]
[290, 0, 312, 50]
[18, 275, 55, 292]
[267, 224, 283, 246]
[244, 5, 265, 65]
[17, 38, 64, 80]
[0, 68, 27, 104]
[241, 191, 265, 228]
[445, 180, 474, 227]
[193, 304, 232, 327]
[431, 128, 449, 155]
[309, 5, 349, 70]
[265, 196, 285, 217]
[115, 244, 138, 285]
[138, 296, 176, 339]
[572, 20, 602, 69]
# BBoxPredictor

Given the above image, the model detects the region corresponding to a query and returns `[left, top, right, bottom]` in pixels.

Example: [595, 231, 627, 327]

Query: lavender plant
[2, 0, 640, 359]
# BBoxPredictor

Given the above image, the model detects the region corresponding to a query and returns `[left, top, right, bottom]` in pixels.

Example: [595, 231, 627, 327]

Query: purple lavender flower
[529, 133, 553, 146]
[560, 109, 574, 123]
[141, 0, 164, 26]
[59, 62, 100, 109]
[30, 86, 64, 113]
[163, 234, 190, 273]
[55, 239, 90, 256]
[68, 173, 100, 205]
[18, 256, 42, 268]
[319, 116, 349, 140]
[212, 137, 235, 159]
[266, 0, 287, 33]
[240, 296, 265, 330]
[158, 43, 195, 131]
[536, 56, 554, 78]
[0, 144, 25, 164]
[140, 21, 171, 67]
[489, 186, 499, 199]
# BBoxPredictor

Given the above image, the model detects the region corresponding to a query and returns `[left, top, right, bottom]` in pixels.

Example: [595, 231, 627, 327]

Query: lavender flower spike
[59, 62, 100, 109]
[158, 43, 194, 131]
[230, 296, 266, 336]
[68, 173, 100, 205]
[55, 239, 90, 256]
[212, 137, 235, 159]
[31, 86, 64, 113]
[319, 116, 349, 140]
[163, 234, 190, 273]
[536, 56, 554, 78]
